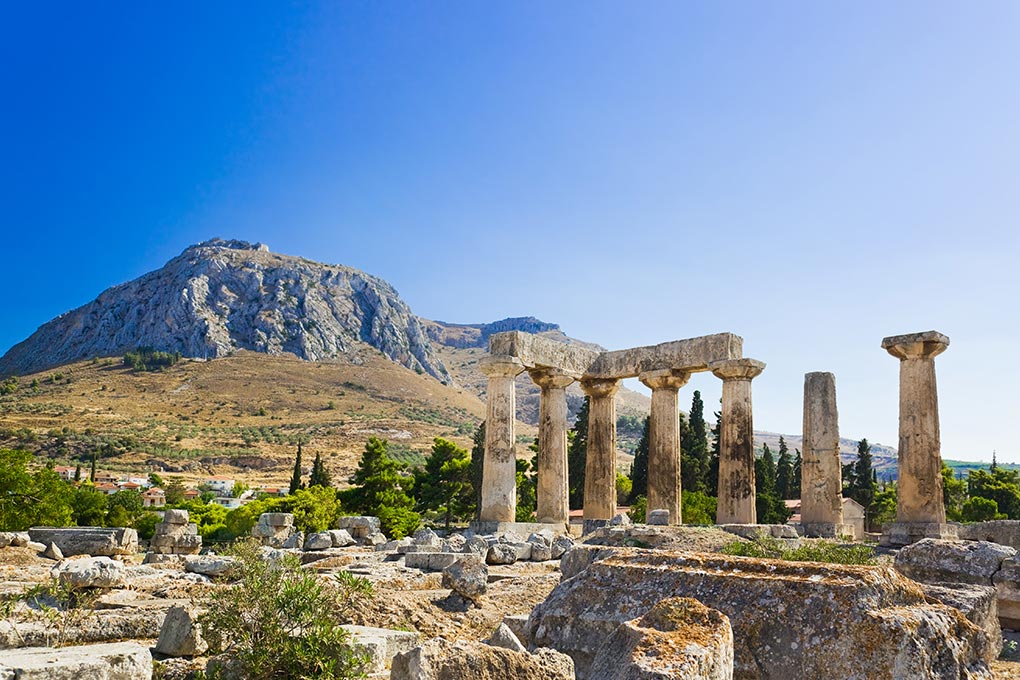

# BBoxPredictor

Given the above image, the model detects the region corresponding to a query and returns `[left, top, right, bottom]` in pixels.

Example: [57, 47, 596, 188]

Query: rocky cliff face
[0, 239, 451, 382]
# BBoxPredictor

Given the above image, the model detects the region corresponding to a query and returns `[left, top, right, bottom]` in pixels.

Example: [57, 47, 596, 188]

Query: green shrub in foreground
[718, 536, 877, 566]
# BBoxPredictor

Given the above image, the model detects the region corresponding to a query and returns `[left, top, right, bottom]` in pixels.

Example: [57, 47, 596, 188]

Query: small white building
[785, 497, 867, 540]
[212, 496, 243, 510]
[142, 487, 166, 508]
[206, 476, 235, 494]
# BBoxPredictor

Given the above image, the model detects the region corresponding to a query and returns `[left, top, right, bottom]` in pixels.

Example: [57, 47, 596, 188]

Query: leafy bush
[718, 536, 876, 565]
[123, 347, 181, 372]
[200, 538, 372, 680]
[627, 495, 647, 523]
[0, 376, 18, 395]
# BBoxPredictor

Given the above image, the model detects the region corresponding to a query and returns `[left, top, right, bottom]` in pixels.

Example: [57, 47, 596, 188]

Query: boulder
[486, 543, 518, 565]
[442, 557, 488, 601]
[590, 597, 733, 680]
[529, 546, 994, 679]
[52, 556, 126, 589]
[487, 622, 527, 653]
[919, 582, 1002, 658]
[0, 642, 152, 679]
[412, 528, 441, 548]
[42, 542, 63, 561]
[442, 533, 467, 553]
[404, 552, 461, 572]
[895, 538, 1016, 586]
[155, 605, 208, 657]
[282, 531, 304, 550]
[28, 527, 137, 557]
[184, 555, 239, 578]
[610, 513, 633, 527]
[341, 625, 420, 675]
[359, 532, 387, 547]
[0, 532, 29, 548]
[464, 535, 490, 558]
[304, 532, 333, 551]
[391, 638, 574, 680]
[502, 614, 531, 646]
[647, 509, 669, 526]
[163, 509, 190, 525]
[336, 515, 381, 538]
[551, 534, 574, 559]
[527, 532, 554, 562]
[329, 529, 356, 547]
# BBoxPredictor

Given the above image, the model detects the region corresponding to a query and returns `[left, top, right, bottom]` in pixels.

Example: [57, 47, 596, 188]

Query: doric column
[882, 331, 951, 532]
[638, 369, 691, 525]
[801, 372, 844, 536]
[528, 367, 575, 526]
[478, 356, 525, 523]
[710, 359, 765, 525]
[580, 378, 620, 526]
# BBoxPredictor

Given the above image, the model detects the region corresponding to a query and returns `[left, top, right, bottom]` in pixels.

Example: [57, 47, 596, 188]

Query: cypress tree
[289, 443, 304, 494]
[73, 464, 81, 482]
[469, 422, 485, 518]
[567, 397, 590, 509]
[707, 408, 721, 495]
[631, 416, 650, 498]
[775, 436, 795, 499]
[681, 391, 710, 493]
[309, 451, 331, 488]
[792, 449, 802, 498]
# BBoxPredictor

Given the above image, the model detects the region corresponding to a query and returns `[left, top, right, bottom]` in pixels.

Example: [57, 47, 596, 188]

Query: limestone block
[487, 622, 526, 653]
[502, 614, 531, 646]
[551, 535, 574, 559]
[377, 537, 413, 553]
[391, 638, 574, 680]
[0, 532, 30, 548]
[328, 529, 356, 547]
[529, 546, 995, 679]
[282, 531, 304, 550]
[337, 515, 381, 538]
[441, 533, 467, 553]
[919, 582, 1002, 659]
[464, 535, 490, 557]
[163, 509, 189, 525]
[647, 509, 669, 526]
[184, 555, 238, 578]
[960, 520, 1020, 549]
[0, 642, 152, 679]
[404, 552, 461, 572]
[143, 553, 185, 566]
[155, 605, 207, 657]
[42, 542, 63, 561]
[359, 532, 387, 547]
[412, 528, 441, 548]
[486, 543, 518, 565]
[341, 625, 420, 675]
[582, 333, 743, 379]
[589, 597, 734, 680]
[442, 557, 487, 601]
[993, 557, 1020, 629]
[259, 512, 295, 528]
[52, 556, 126, 589]
[28, 527, 137, 557]
[303, 532, 333, 551]
[610, 513, 633, 527]
[895, 538, 1016, 586]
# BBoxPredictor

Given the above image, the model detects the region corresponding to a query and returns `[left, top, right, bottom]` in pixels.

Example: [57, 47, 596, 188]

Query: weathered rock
[529, 546, 994, 679]
[960, 520, 1020, 550]
[304, 532, 333, 551]
[252, 513, 297, 548]
[609, 513, 633, 527]
[895, 538, 1016, 586]
[155, 605, 208, 657]
[282, 531, 304, 550]
[0, 532, 30, 548]
[590, 597, 733, 680]
[341, 625, 420, 675]
[390, 638, 574, 680]
[487, 622, 527, 653]
[163, 509, 189, 525]
[919, 582, 1002, 658]
[184, 555, 238, 578]
[143, 553, 186, 566]
[337, 515, 381, 538]
[560, 545, 619, 581]
[502, 614, 531, 646]
[551, 534, 574, 559]
[441, 533, 467, 553]
[150, 511, 203, 555]
[412, 528, 441, 548]
[442, 558, 488, 601]
[464, 535, 490, 558]
[486, 543, 518, 565]
[0, 642, 152, 679]
[527, 532, 554, 562]
[42, 542, 63, 561]
[28, 527, 137, 557]
[360, 532, 387, 547]
[646, 509, 669, 526]
[52, 556, 126, 589]
[993, 557, 1020, 628]
[404, 552, 460, 572]
[329, 529, 356, 547]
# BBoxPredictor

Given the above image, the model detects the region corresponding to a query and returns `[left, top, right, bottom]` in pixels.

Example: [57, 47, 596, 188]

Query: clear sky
[2, 3, 1018, 461]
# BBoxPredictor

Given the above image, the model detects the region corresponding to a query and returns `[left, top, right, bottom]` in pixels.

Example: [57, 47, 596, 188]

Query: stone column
[638, 369, 691, 525]
[801, 372, 847, 537]
[581, 378, 621, 528]
[881, 331, 955, 545]
[528, 367, 575, 526]
[710, 359, 765, 525]
[478, 356, 525, 523]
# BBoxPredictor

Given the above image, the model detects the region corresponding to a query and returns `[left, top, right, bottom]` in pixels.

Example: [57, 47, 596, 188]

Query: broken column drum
[639, 369, 691, 526]
[801, 372, 845, 536]
[479, 356, 525, 523]
[711, 359, 766, 525]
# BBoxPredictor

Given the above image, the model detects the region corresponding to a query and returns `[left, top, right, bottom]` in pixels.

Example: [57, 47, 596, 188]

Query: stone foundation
[880, 521, 959, 547]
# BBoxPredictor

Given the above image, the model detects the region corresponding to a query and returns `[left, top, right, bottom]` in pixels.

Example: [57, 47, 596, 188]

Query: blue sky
[1, 3, 1018, 461]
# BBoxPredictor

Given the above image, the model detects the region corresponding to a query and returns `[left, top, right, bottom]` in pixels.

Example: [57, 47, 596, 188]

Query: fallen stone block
[959, 520, 1020, 550]
[337, 515, 381, 538]
[52, 556, 126, 589]
[590, 597, 733, 680]
[304, 532, 333, 551]
[184, 555, 238, 578]
[994, 557, 1020, 629]
[486, 543, 518, 565]
[155, 604, 207, 657]
[42, 542, 63, 561]
[487, 622, 526, 653]
[329, 529, 356, 547]
[28, 527, 137, 557]
[163, 509, 189, 525]
[529, 546, 994, 679]
[0, 641, 152, 678]
[920, 582, 1002, 658]
[359, 532, 387, 547]
[647, 509, 669, 525]
[442, 533, 467, 553]
[391, 638, 574, 680]
[502, 614, 530, 646]
[442, 557, 487, 601]
[404, 552, 461, 572]
[342, 625, 419, 674]
[412, 528, 441, 548]
[551, 534, 574, 559]
[895, 538, 1016, 586]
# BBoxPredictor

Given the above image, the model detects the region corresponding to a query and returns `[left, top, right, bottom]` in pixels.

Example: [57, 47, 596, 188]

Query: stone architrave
[881, 331, 956, 546]
[528, 367, 575, 526]
[581, 378, 621, 527]
[710, 359, 765, 525]
[638, 369, 691, 525]
[801, 372, 846, 537]
[479, 356, 526, 523]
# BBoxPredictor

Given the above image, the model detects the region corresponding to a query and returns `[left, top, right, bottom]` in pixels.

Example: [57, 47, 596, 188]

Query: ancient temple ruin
[476, 330, 765, 530]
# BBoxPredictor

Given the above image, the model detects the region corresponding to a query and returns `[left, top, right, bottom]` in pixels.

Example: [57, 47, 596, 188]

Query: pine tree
[707, 409, 721, 496]
[755, 443, 790, 523]
[775, 436, 795, 499]
[567, 397, 590, 510]
[289, 443, 304, 494]
[756, 444, 777, 496]
[414, 437, 474, 529]
[469, 422, 485, 519]
[681, 391, 710, 493]
[631, 416, 650, 498]
[308, 451, 331, 488]
[340, 437, 420, 538]
[90, 450, 97, 482]
[848, 439, 877, 518]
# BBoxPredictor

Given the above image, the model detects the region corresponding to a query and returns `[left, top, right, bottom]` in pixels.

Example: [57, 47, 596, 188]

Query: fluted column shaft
[479, 356, 525, 522]
[581, 378, 620, 522]
[639, 369, 691, 525]
[711, 359, 765, 525]
[529, 368, 575, 525]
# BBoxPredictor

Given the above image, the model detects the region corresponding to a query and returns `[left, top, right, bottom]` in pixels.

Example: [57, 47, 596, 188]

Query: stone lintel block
[638, 368, 691, 390]
[586, 332, 743, 379]
[880, 522, 960, 547]
[710, 358, 766, 381]
[478, 355, 526, 378]
[882, 331, 950, 360]
[488, 332, 600, 377]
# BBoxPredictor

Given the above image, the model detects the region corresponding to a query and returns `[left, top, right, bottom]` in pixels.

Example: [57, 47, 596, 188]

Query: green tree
[681, 391, 710, 493]
[89, 451, 97, 482]
[755, 443, 790, 524]
[942, 464, 967, 522]
[290, 443, 305, 494]
[775, 437, 795, 500]
[288, 486, 341, 533]
[164, 479, 186, 505]
[340, 438, 419, 538]
[616, 472, 633, 505]
[870, 482, 898, 528]
[791, 449, 802, 498]
[414, 438, 475, 529]
[0, 450, 74, 530]
[844, 439, 879, 528]
[962, 496, 1004, 522]
[515, 453, 538, 522]
[968, 467, 1020, 519]
[73, 464, 81, 482]
[72, 485, 109, 526]
[567, 397, 590, 510]
[469, 422, 485, 519]
[682, 490, 717, 524]
[630, 416, 650, 498]
[707, 409, 721, 495]
[309, 452, 332, 489]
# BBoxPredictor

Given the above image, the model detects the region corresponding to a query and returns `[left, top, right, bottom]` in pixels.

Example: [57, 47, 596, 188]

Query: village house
[206, 476, 235, 494]
[785, 497, 867, 540]
[141, 487, 165, 508]
[53, 465, 77, 481]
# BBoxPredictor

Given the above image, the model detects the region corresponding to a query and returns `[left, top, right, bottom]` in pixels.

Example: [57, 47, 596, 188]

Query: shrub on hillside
[123, 347, 181, 372]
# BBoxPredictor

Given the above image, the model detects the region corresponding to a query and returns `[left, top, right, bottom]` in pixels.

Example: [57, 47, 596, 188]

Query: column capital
[528, 367, 575, 390]
[710, 358, 766, 381]
[479, 355, 526, 378]
[638, 368, 691, 391]
[881, 331, 949, 361]
[580, 377, 620, 399]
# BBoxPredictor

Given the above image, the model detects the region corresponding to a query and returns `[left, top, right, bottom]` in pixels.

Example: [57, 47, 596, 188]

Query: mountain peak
[187, 238, 271, 253]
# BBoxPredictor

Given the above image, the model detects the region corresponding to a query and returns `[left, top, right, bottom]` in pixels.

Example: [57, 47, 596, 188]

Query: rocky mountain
[0, 239, 450, 383]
